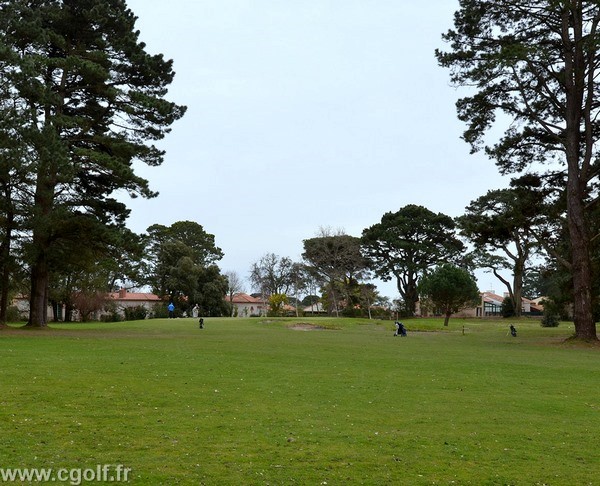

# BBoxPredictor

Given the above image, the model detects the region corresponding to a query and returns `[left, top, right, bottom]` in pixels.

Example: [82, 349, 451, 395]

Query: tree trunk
[396, 274, 418, 316]
[28, 256, 49, 327]
[0, 240, 11, 325]
[512, 258, 524, 318]
[566, 182, 596, 340]
[444, 311, 451, 327]
[563, 14, 597, 341]
[0, 199, 14, 325]
[330, 285, 339, 317]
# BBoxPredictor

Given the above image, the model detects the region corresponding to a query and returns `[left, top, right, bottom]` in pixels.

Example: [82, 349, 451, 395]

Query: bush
[124, 305, 148, 321]
[152, 303, 169, 319]
[101, 310, 122, 322]
[501, 297, 515, 318]
[341, 307, 361, 318]
[540, 312, 560, 327]
[370, 307, 393, 320]
[6, 305, 23, 322]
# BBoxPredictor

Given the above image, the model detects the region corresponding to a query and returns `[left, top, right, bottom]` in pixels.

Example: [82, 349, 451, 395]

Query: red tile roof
[229, 293, 263, 304]
[109, 291, 161, 302]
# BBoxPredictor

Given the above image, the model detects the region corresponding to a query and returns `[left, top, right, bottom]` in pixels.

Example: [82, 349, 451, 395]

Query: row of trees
[247, 231, 383, 318]
[245, 204, 517, 322]
[243, 1, 600, 339]
[248, 181, 595, 329]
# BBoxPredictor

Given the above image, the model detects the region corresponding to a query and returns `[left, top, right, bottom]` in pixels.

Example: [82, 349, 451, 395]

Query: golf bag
[394, 321, 407, 337]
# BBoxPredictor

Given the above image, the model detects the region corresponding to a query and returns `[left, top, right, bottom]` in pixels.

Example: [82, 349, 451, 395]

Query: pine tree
[437, 1, 600, 340]
[0, 0, 186, 326]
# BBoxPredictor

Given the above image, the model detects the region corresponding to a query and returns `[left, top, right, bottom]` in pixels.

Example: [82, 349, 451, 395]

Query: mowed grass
[1, 317, 600, 485]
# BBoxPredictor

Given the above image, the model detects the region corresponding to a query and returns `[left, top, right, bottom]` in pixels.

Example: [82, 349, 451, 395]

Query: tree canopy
[361, 205, 464, 316]
[457, 187, 541, 317]
[302, 232, 369, 317]
[419, 264, 481, 327]
[0, 0, 186, 326]
[436, 0, 600, 340]
[144, 221, 226, 315]
[249, 253, 298, 297]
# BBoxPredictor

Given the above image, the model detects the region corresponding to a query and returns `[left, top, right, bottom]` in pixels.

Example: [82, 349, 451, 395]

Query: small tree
[501, 296, 516, 318]
[541, 311, 560, 328]
[71, 291, 107, 322]
[268, 294, 289, 317]
[302, 230, 369, 317]
[419, 264, 481, 327]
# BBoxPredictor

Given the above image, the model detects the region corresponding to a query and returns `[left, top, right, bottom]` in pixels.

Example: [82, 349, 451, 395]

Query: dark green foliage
[362, 205, 464, 316]
[436, 1, 600, 340]
[150, 303, 168, 319]
[301, 295, 320, 306]
[124, 305, 148, 321]
[541, 312, 560, 328]
[144, 222, 228, 317]
[196, 265, 229, 317]
[522, 265, 555, 301]
[100, 303, 122, 322]
[302, 233, 369, 317]
[0, 0, 186, 326]
[501, 297, 515, 318]
[457, 188, 545, 317]
[6, 305, 22, 322]
[419, 264, 480, 326]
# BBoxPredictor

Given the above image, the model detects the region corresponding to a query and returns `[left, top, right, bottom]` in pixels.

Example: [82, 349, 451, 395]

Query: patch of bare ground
[529, 335, 600, 349]
[557, 336, 600, 349]
[0, 325, 154, 339]
[0, 325, 56, 334]
[288, 323, 328, 331]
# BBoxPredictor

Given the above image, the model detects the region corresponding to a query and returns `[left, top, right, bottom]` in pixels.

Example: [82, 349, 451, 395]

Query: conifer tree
[0, 0, 186, 326]
[437, 1, 600, 340]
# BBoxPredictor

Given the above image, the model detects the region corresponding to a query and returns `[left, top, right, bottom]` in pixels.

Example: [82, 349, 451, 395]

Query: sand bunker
[288, 323, 327, 331]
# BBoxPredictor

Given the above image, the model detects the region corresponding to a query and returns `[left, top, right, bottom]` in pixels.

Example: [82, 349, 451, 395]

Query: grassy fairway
[1, 317, 599, 485]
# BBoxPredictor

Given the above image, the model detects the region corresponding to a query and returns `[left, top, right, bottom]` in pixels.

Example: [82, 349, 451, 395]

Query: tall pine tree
[437, 1, 600, 340]
[0, 0, 186, 326]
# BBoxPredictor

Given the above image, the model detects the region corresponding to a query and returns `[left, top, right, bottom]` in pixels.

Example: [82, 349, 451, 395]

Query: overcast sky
[123, 0, 509, 298]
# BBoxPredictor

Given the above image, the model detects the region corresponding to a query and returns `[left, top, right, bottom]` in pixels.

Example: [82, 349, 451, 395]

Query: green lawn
[1, 317, 599, 485]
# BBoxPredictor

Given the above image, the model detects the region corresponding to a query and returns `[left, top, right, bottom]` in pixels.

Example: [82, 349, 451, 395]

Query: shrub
[101, 310, 122, 322]
[501, 297, 515, 318]
[341, 307, 361, 318]
[152, 303, 169, 319]
[100, 302, 122, 322]
[540, 312, 560, 327]
[124, 305, 148, 321]
[6, 305, 22, 322]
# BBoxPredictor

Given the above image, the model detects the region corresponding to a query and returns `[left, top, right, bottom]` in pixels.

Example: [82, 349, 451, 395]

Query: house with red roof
[11, 288, 162, 322]
[106, 288, 162, 318]
[228, 293, 267, 317]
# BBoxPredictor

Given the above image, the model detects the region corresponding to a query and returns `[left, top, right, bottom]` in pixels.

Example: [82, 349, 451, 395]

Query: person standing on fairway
[168, 302, 175, 318]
